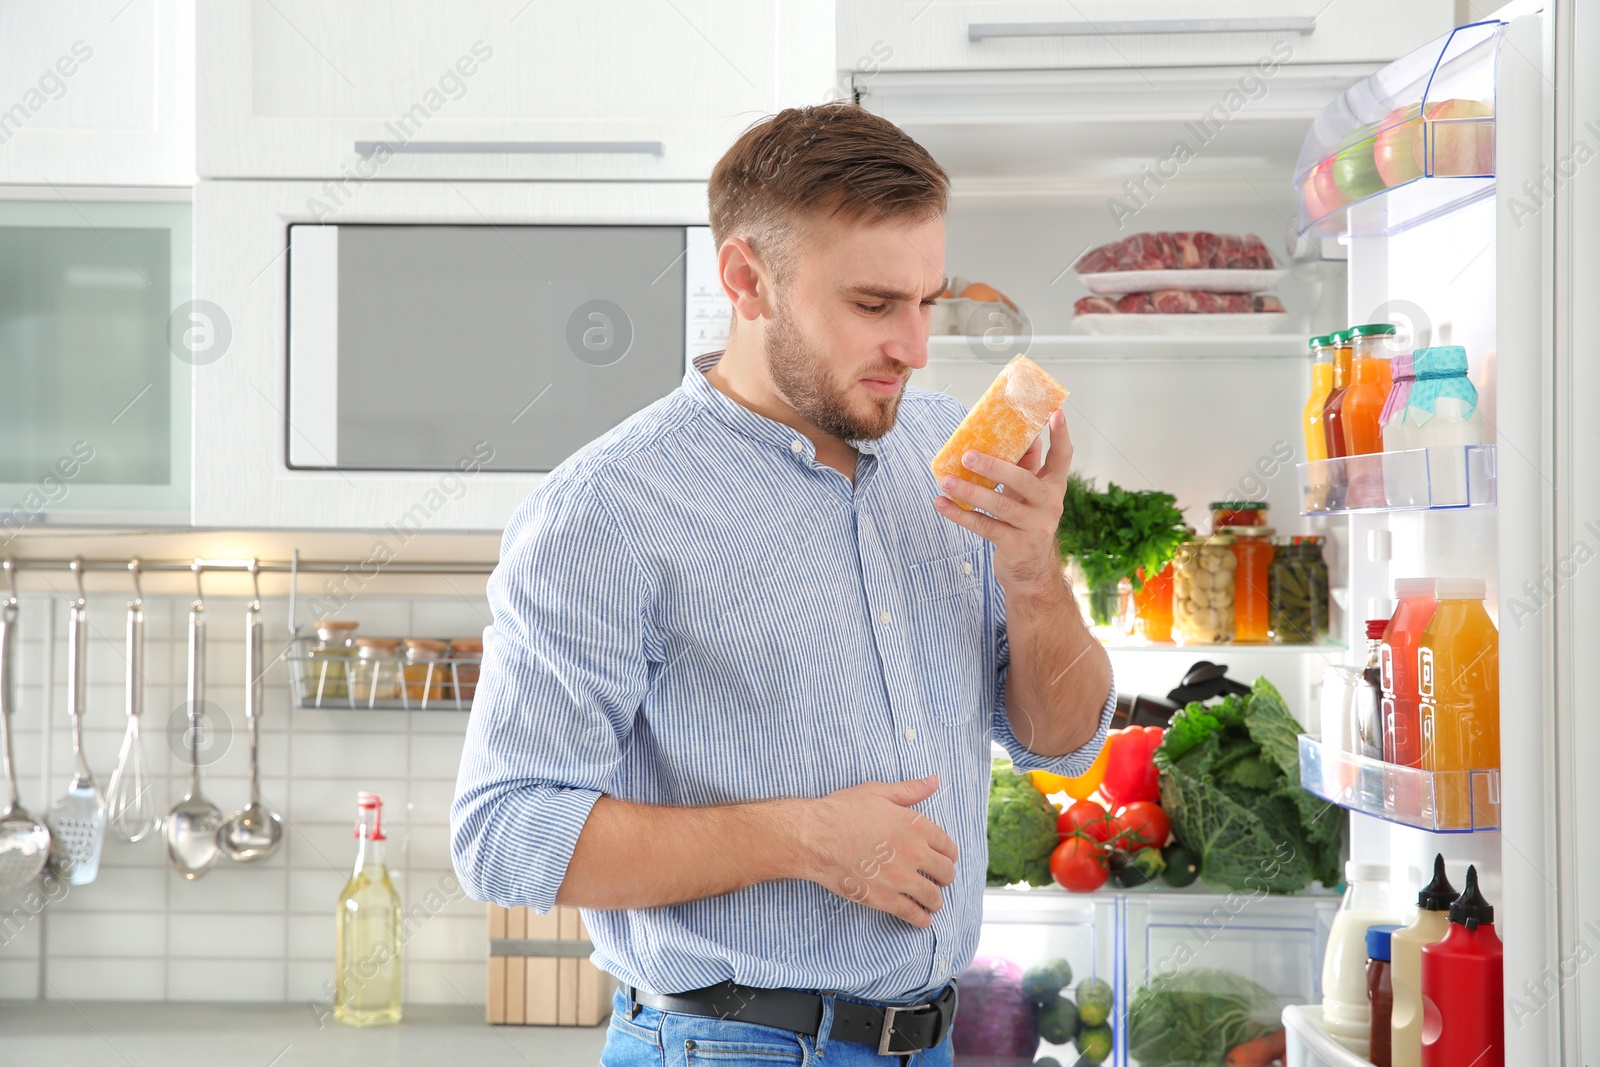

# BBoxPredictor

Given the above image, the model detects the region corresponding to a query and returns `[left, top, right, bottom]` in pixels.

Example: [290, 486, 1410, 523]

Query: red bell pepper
[1098, 725, 1164, 808]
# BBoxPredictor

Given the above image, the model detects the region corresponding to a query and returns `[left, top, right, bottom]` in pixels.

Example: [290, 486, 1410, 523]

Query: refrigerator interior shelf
[925, 334, 1307, 363]
[1295, 20, 1505, 239]
[1298, 734, 1501, 833]
[1282, 1003, 1375, 1067]
[1297, 444, 1496, 515]
[1100, 638, 1346, 654]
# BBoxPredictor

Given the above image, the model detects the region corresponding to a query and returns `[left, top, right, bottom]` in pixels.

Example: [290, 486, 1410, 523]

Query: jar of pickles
[308, 619, 359, 700]
[403, 638, 448, 706]
[1269, 537, 1331, 643]
[1172, 536, 1236, 644]
[1296, 536, 1331, 639]
[351, 637, 402, 704]
[448, 637, 483, 704]
[1131, 563, 1174, 643]
[1219, 525, 1275, 643]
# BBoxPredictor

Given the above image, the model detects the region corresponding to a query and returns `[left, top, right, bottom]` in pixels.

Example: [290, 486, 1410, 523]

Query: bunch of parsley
[1055, 472, 1190, 592]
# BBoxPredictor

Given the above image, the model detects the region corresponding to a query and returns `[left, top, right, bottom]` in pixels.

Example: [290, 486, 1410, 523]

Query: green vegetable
[1038, 995, 1080, 1044]
[987, 759, 1061, 887]
[1022, 957, 1075, 1007]
[1075, 977, 1113, 1029]
[1127, 969, 1280, 1066]
[1034, 1058, 1063, 1067]
[1076, 1023, 1114, 1064]
[1160, 844, 1201, 888]
[1153, 679, 1342, 894]
[1116, 846, 1167, 888]
[1056, 473, 1189, 611]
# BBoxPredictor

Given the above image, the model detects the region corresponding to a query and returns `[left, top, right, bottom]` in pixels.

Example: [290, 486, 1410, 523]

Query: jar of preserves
[403, 638, 448, 706]
[1269, 540, 1316, 644]
[1296, 535, 1332, 639]
[351, 638, 402, 704]
[308, 619, 359, 701]
[1172, 536, 1236, 645]
[1220, 525, 1275, 643]
[1131, 563, 1174, 643]
[448, 637, 483, 705]
[1210, 500, 1267, 533]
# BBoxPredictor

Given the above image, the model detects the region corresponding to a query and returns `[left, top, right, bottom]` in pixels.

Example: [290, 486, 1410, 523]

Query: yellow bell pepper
[1029, 742, 1112, 802]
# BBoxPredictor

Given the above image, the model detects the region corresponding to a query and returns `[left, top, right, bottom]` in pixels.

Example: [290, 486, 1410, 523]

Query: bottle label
[1418, 646, 1435, 699]
[1380, 643, 1395, 695]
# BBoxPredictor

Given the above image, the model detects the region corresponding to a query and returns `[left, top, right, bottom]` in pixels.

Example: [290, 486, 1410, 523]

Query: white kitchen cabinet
[191, 178, 710, 531]
[0, 0, 195, 186]
[197, 0, 835, 181]
[839, 0, 1455, 74]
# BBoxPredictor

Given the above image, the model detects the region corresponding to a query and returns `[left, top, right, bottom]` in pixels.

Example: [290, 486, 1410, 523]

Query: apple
[1373, 104, 1424, 187]
[1414, 98, 1494, 177]
[1332, 123, 1385, 202]
[1309, 155, 1346, 214]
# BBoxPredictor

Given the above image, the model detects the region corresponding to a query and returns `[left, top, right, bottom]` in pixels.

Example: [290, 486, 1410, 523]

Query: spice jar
[351, 638, 402, 704]
[1269, 540, 1316, 644]
[1220, 525, 1275, 644]
[1210, 500, 1267, 533]
[403, 638, 448, 706]
[448, 637, 483, 705]
[1172, 536, 1236, 645]
[1131, 563, 1174, 644]
[308, 619, 359, 700]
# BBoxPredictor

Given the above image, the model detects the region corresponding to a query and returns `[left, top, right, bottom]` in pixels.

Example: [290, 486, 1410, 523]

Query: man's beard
[764, 300, 907, 442]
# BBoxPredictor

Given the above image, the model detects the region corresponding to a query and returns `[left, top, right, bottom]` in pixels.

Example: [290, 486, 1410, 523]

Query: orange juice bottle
[1303, 334, 1335, 463]
[1417, 578, 1498, 831]
[1342, 323, 1396, 455]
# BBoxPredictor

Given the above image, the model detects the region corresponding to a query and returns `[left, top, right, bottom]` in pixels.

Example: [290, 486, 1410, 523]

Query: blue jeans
[599, 987, 955, 1067]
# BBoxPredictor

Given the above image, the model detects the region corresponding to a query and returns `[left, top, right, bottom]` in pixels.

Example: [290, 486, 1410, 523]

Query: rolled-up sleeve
[451, 475, 654, 914]
[990, 586, 1116, 777]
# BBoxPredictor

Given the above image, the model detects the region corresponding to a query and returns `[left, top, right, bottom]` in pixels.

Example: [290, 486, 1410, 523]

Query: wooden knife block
[485, 903, 613, 1026]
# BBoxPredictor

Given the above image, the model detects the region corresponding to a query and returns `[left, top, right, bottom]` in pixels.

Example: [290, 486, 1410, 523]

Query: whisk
[106, 560, 155, 843]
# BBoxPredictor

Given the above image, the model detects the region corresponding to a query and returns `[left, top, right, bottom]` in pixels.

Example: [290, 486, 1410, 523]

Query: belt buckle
[877, 1000, 930, 1056]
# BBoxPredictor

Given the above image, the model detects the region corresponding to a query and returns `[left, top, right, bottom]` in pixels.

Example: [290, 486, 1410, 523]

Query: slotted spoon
[0, 579, 50, 894]
[47, 559, 105, 885]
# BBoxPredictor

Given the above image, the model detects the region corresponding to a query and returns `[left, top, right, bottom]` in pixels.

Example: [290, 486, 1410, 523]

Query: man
[451, 103, 1114, 1066]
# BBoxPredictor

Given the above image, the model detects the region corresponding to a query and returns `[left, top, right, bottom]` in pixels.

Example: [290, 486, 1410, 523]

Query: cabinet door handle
[968, 17, 1316, 40]
[353, 140, 664, 157]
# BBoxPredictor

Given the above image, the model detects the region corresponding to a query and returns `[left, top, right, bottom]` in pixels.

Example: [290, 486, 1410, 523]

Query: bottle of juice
[335, 791, 402, 1026]
[1417, 578, 1499, 830]
[1322, 329, 1355, 460]
[1382, 578, 1438, 818]
[1304, 334, 1336, 508]
[1420, 865, 1503, 1067]
[1343, 323, 1397, 455]
[1392, 854, 1457, 1067]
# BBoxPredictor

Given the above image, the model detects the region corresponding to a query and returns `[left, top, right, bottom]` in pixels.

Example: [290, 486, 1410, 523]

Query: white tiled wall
[0, 591, 492, 1006]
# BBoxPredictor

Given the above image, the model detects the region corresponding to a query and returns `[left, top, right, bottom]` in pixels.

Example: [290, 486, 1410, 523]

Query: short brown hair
[708, 103, 949, 282]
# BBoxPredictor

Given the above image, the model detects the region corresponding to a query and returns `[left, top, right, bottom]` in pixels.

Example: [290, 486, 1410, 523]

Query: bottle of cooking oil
[334, 791, 402, 1026]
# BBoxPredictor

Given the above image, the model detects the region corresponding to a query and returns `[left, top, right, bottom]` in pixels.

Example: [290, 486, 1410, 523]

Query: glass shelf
[1297, 444, 1496, 515]
[1295, 20, 1505, 239]
[925, 334, 1307, 363]
[1298, 735, 1500, 833]
[1099, 638, 1345, 654]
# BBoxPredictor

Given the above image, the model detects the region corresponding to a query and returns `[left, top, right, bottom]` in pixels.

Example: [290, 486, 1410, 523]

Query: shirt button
[904, 727, 916, 742]
[962, 562, 973, 576]
[879, 610, 891, 626]
[790, 439, 804, 454]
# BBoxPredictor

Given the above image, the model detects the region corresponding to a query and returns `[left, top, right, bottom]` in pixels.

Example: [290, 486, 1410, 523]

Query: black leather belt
[628, 978, 958, 1055]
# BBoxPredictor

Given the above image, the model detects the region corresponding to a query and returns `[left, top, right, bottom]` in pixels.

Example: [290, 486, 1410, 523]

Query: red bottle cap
[356, 791, 386, 840]
[1366, 619, 1390, 640]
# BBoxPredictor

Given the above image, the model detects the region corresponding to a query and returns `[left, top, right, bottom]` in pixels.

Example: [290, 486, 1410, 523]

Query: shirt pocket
[902, 550, 987, 724]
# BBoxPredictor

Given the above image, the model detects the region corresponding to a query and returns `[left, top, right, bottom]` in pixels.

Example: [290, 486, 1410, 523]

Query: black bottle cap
[1417, 853, 1459, 911]
[1449, 865, 1495, 930]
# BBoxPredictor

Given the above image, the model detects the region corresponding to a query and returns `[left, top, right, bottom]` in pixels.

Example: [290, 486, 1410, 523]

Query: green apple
[1332, 124, 1385, 201]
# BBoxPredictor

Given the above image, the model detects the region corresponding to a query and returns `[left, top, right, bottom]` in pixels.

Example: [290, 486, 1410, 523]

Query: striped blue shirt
[451, 351, 1115, 1002]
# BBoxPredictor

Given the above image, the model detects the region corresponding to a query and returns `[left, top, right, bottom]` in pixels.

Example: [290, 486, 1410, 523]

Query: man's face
[763, 211, 944, 441]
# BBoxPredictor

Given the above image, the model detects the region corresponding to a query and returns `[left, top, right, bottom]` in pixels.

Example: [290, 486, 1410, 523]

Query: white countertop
[0, 1001, 610, 1066]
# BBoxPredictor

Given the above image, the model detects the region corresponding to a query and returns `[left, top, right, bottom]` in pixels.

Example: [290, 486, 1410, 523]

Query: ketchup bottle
[1420, 865, 1503, 1067]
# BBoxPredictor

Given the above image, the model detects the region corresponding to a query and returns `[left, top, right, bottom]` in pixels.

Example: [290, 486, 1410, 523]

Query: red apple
[1373, 104, 1424, 187]
[1310, 155, 1346, 214]
[1414, 98, 1494, 177]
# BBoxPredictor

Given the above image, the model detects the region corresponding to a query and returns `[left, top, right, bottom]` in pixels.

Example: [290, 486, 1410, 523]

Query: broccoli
[987, 760, 1060, 887]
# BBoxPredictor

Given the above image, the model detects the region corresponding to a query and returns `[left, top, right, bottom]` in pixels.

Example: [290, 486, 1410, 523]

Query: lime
[1037, 994, 1079, 1045]
[1022, 957, 1075, 1007]
[1076, 977, 1113, 1028]
[1077, 1023, 1113, 1064]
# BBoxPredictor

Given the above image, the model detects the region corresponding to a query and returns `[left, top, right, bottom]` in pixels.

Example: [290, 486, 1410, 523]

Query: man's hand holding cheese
[451, 103, 1114, 1066]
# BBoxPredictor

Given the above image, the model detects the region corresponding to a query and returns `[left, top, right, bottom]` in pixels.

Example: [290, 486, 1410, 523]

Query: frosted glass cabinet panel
[0, 199, 191, 523]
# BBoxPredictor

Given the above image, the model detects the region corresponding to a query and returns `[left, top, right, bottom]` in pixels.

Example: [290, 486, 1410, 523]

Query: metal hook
[191, 557, 205, 610]
[2, 558, 15, 608]
[128, 558, 143, 608]
[70, 556, 86, 607]
[248, 557, 261, 609]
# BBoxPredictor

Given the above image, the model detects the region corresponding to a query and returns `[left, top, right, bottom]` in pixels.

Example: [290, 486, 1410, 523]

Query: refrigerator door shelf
[1294, 19, 1505, 238]
[1283, 1003, 1375, 1067]
[1298, 734, 1501, 833]
[1297, 444, 1497, 515]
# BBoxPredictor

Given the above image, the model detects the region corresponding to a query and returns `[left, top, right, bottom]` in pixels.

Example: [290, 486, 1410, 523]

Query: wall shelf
[1298, 734, 1500, 833]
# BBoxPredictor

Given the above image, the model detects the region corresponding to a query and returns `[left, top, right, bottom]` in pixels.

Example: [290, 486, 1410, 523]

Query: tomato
[1057, 801, 1114, 844]
[1112, 801, 1171, 851]
[1049, 835, 1109, 893]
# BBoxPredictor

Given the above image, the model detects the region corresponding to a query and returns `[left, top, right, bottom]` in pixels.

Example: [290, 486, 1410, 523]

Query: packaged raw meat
[1074, 231, 1276, 272]
[1076, 290, 1285, 315]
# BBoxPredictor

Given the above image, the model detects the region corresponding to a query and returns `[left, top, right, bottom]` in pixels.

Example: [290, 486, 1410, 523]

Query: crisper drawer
[1122, 893, 1339, 1067]
[839, 0, 1455, 73]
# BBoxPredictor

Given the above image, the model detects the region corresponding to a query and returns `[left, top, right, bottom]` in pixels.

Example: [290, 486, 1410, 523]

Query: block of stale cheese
[932, 354, 1069, 510]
